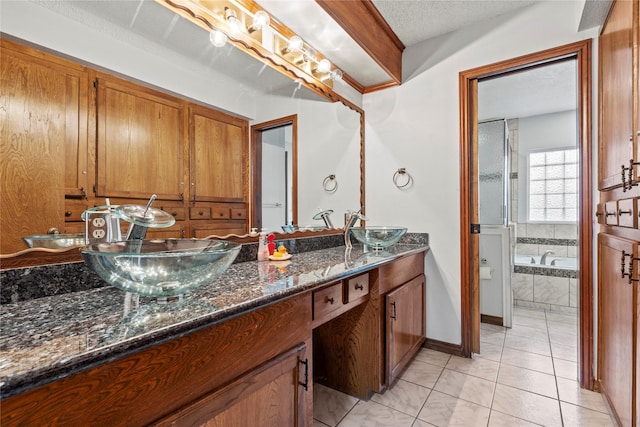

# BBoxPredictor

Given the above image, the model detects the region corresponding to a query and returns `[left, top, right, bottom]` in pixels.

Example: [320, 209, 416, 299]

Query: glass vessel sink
[23, 233, 85, 249]
[350, 227, 408, 249]
[81, 239, 241, 296]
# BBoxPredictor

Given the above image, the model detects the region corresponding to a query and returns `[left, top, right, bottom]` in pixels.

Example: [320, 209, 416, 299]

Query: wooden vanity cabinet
[385, 274, 426, 385]
[0, 293, 313, 427]
[379, 253, 426, 386]
[0, 39, 89, 253]
[313, 253, 426, 398]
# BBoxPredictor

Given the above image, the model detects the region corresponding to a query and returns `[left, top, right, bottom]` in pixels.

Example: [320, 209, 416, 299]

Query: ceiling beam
[316, 0, 405, 85]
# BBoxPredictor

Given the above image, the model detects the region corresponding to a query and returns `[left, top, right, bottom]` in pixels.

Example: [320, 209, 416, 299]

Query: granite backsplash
[1, 233, 427, 305]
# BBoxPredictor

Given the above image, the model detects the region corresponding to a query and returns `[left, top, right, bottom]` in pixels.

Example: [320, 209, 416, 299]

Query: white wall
[363, 1, 599, 344]
[517, 110, 578, 223]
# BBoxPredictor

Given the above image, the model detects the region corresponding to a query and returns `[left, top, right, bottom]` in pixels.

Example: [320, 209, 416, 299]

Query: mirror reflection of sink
[22, 233, 85, 249]
[350, 227, 408, 249]
[81, 239, 241, 297]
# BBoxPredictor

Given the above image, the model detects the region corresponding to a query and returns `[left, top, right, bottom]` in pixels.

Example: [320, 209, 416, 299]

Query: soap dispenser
[257, 229, 269, 261]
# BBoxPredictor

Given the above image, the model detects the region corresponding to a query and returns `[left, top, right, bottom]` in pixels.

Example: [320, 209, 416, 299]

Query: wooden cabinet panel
[379, 253, 425, 294]
[597, 233, 635, 427]
[618, 198, 637, 228]
[313, 282, 343, 322]
[344, 273, 369, 303]
[96, 76, 185, 201]
[386, 274, 426, 385]
[190, 105, 248, 203]
[155, 343, 308, 427]
[0, 40, 88, 253]
[599, 0, 634, 190]
[605, 201, 619, 226]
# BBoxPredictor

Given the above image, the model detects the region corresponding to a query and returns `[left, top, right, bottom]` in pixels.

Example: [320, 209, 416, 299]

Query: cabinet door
[597, 233, 635, 427]
[190, 105, 248, 202]
[96, 76, 185, 201]
[598, 0, 634, 190]
[154, 343, 309, 427]
[386, 274, 426, 385]
[0, 41, 88, 253]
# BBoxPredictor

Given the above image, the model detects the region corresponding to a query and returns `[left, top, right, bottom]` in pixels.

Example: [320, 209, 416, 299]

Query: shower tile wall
[508, 119, 578, 314]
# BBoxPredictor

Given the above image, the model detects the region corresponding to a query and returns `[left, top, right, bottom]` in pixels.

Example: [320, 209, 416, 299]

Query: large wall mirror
[0, 0, 363, 267]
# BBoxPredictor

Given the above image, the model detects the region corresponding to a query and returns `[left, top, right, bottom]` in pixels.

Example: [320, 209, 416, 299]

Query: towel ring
[323, 174, 338, 193]
[393, 168, 413, 189]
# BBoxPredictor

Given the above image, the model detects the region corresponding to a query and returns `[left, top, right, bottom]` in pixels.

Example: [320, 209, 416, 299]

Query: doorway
[459, 40, 593, 389]
[251, 115, 298, 232]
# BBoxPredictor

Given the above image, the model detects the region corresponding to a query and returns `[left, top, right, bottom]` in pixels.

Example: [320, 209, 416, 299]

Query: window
[528, 148, 578, 222]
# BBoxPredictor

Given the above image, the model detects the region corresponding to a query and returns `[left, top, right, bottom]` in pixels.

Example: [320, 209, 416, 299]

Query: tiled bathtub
[511, 254, 578, 313]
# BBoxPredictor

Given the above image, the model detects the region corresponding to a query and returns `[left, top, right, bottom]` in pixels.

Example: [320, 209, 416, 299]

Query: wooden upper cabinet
[189, 105, 248, 203]
[598, 0, 635, 190]
[0, 40, 88, 253]
[95, 76, 185, 201]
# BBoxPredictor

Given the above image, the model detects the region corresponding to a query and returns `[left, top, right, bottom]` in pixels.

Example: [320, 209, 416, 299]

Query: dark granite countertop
[0, 242, 428, 399]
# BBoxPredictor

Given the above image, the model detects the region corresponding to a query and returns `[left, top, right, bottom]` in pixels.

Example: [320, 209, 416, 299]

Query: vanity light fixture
[159, 0, 345, 91]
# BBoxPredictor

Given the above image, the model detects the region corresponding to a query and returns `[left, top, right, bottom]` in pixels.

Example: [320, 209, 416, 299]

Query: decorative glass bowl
[23, 233, 86, 249]
[81, 239, 241, 296]
[349, 227, 408, 249]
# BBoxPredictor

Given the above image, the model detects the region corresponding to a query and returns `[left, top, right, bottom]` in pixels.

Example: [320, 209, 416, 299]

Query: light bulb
[252, 11, 270, 30]
[331, 69, 343, 81]
[286, 36, 303, 53]
[317, 59, 331, 73]
[209, 29, 228, 47]
[224, 7, 241, 35]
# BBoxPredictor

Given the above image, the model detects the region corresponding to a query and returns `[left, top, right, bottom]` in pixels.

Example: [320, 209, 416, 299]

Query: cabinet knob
[199, 211, 204, 216]
[65, 211, 72, 217]
[325, 296, 334, 304]
[171, 212, 178, 216]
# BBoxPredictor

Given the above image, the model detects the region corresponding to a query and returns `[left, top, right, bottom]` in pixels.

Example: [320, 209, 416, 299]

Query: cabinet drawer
[159, 206, 186, 221]
[604, 201, 618, 226]
[379, 253, 425, 294]
[211, 207, 231, 219]
[618, 198, 636, 228]
[231, 208, 247, 219]
[190, 207, 211, 220]
[344, 273, 369, 303]
[64, 202, 88, 222]
[313, 282, 343, 321]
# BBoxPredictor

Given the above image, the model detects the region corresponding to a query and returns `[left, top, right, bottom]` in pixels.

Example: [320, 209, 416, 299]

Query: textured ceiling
[371, 0, 539, 47]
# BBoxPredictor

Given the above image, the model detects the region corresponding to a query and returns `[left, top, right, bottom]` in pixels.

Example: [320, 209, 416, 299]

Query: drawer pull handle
[355, 283, 364, 290]
[65, 211, 72, 217]
[606, 211, 616, 217]
[619, 209, 632, 216]
[595, 212, 603, 217]
[325, 296, 334, 304]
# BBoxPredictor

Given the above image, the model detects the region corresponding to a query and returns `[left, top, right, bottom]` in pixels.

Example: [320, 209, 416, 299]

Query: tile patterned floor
[313, 307, 615, 427]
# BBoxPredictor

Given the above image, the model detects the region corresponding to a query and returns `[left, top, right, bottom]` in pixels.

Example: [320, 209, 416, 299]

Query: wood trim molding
[480, 314, 503, 326]
[363, 80, 400, 94]
[423, 338, 465, 357]
[315, 0, 404, 84]
[458, 39, 594, 388]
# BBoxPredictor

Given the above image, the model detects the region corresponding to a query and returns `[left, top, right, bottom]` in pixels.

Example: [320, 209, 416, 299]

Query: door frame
[459, 39, 594, 389]
[250, 115, 298, 231]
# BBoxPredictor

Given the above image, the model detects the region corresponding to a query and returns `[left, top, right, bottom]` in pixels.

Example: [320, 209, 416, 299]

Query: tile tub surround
[0, 233, 428, 305]
[0, 239, 428, 399]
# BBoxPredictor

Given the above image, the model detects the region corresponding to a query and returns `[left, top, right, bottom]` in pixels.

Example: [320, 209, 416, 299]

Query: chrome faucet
[344, 208, 366, 249]
[540, 250, 555, 265]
